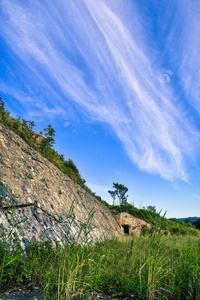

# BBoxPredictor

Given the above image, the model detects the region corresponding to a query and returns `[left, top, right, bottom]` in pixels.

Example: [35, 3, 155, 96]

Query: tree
[194, 218, 200, 230]
[40, 124, 56, 152]
[43, 124, 56, 148]
[22, 119, 28, 128]
[146, 205, 156, 213]
[59, 154, 65, 161]
[0, 95, 4, 111]
[13, 116, 21, 130]
[28, 120, 36, 130]
[0, 95, 6, 121]
[108, 182, 128, 206]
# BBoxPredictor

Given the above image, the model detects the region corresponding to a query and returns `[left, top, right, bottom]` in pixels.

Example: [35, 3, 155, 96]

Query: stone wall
[0, 122, 122, 248]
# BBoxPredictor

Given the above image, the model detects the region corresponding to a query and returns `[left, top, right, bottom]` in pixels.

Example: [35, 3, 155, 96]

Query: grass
[0, 230, 200, 299]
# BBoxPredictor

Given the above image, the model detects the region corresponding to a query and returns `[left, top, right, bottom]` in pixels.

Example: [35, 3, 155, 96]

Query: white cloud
[64, 121, 70, 127]
[87, 182, 109, 193]
[164, 0, 200, 114]
[163, 70, 173, 83]
[0, 0, 199, 181]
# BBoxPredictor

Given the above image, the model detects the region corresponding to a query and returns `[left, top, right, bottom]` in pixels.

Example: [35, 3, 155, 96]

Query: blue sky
[0, 0, 200, 218]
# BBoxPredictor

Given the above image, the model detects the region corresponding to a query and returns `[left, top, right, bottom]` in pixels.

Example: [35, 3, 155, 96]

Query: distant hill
[177, 217, 200, 222]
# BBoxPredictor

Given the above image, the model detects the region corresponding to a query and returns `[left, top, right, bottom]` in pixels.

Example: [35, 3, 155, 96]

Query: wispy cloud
[177, 1, 200, 113]
[0, 0, 199, 181]
[164, 0, 200, 114]
[87, 182, 109, 194]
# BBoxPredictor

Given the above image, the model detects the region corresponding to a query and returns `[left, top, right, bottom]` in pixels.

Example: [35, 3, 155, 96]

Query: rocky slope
[0, 122, 122, 248]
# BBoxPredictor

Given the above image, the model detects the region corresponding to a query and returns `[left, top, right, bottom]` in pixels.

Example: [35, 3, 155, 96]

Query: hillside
[0, 97, 199, 242]
[177, 217, 200, 222]
[0, 120, 122, 248]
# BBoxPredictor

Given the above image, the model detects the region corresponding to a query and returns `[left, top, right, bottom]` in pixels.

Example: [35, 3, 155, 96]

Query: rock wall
[0, 122, 122, 248]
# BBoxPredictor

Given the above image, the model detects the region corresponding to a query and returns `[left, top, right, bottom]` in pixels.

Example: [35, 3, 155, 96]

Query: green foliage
[143, 205, 157, 213]
[62, 159, 79, 175]
[40, 124, 56, 153]
[44, 124, 56, 147]
[0, 95, 7, 121]
[141, 224, 150, 236]
[0, 95, 5, 111]
[108, 182, 128, 206]
[28, 120, 36, 130]
[194, 218, 200, 230]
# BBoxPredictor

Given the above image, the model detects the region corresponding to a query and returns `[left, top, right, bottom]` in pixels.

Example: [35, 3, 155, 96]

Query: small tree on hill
[108, 182, 128, 206]
[0, 95, 5, 111]
[40, 124, 56, 152]
[28, 120, 36, 131]
[146, 205, 156, 213]
[44, 124, 56, 147]
[22, 119, 28, 128]
[0, 95, 6, 121]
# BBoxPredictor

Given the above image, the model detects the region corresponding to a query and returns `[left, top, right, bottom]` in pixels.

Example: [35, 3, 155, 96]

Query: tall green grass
[0, 204, 200, 299]
[0, 232, 200, 299]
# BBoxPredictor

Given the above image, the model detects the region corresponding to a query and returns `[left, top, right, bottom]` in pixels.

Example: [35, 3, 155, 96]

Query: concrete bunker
[116, 212, 151, 236]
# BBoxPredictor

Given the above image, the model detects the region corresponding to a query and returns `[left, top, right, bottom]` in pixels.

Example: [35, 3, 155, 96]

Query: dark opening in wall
[122, 225, 129, 234]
